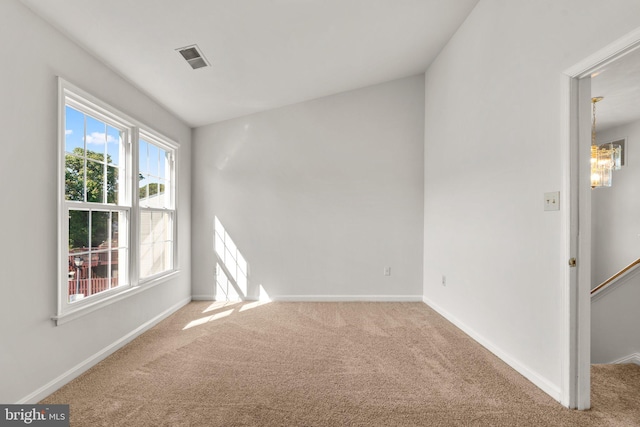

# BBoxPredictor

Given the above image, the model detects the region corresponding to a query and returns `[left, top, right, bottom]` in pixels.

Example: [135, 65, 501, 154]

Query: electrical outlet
[442, 275, 446, 286]
[384, 267, 391, 276]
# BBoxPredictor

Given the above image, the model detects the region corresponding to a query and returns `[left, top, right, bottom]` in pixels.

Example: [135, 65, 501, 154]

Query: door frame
[561, 27, 640, 410]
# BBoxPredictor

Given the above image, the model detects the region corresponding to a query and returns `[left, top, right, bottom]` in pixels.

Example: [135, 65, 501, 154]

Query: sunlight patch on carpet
[183, 308, 235, 330]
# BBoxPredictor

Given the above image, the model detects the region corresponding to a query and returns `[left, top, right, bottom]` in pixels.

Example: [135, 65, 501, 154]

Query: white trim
[270, 295, 424, 302]
[59, 78, 180, 143]
[139, 128, 180, 150]
[560, 74, 577, 408]
[191, 294, 215, 301]
[138, 130, 178, 280]
[562, 26, 640, 410]
[611, 353, 640, 365]
[57, 77, 181, 322]
[59, 77, 137, 317]
[423, 297, 562, 401]
[53, 270, 181, 326]
[591, 264, 640, 302]
[564, 27, 640, 78]
[20, 297, 191, 404]
[58, 80, 66, 317]
[576, 77, 594, 411]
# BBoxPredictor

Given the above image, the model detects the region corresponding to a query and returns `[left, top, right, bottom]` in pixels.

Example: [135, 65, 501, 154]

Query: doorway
[563, 29, 640, 410]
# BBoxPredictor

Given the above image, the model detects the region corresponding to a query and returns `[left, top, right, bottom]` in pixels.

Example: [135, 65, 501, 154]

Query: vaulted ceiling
[20, 0, 479, 127]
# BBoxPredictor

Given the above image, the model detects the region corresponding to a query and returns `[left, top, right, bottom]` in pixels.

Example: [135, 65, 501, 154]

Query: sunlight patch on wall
[214, 216, 248, 301]
[259, 284, 270, 302]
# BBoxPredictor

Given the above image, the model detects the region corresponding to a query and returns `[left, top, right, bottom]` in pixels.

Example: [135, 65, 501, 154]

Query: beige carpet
[41, 301, 640, 426]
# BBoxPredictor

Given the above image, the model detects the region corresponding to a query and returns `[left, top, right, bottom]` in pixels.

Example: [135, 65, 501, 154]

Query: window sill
[52, 270, 180, 326]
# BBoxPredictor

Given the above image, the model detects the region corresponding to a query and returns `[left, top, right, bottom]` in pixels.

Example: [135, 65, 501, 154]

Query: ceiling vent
[176, 44, 209, 70]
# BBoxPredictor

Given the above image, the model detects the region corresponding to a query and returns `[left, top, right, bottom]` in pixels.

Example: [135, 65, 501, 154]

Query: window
[57, 79, 178, 321]
[138, 133, 176, 279]
[63, 102, 131, 306]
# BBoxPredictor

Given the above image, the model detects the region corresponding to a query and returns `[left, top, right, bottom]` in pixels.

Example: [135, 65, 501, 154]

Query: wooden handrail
[591, 257, 640, 295]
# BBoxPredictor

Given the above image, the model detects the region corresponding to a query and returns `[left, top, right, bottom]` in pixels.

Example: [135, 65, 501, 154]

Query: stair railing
[591, 257, 640, 295]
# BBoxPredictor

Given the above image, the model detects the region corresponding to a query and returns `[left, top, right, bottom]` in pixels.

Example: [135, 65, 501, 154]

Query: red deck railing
[68, 277, 119, 297]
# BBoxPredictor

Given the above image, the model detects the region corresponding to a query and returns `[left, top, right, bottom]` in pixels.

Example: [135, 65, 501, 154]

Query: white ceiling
[20, 0, 479, 128]
[591, 47, 640, 132]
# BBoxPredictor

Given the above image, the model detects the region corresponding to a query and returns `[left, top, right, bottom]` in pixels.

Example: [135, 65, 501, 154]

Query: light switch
[544, 191, 560, 211]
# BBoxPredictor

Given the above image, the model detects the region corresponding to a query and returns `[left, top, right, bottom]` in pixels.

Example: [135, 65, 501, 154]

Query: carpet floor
[41, 301, 640, 426]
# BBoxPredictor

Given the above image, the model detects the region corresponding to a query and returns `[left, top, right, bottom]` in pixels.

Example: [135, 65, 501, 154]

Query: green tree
[66, 148, 117, 250]
[140, 181, 165, 199]
[65, 148, 117, 203]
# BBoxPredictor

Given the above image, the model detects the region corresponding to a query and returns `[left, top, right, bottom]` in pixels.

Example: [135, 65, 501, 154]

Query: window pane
[65, 156, 85, 201]
[139, 139, 148, 175]
[112, 212, 122, 248]
[139, 177, 148, 202]
[107, 126, 121, 166]
[140, 211, 173, 278]
[147, 176, 158, 198]
[68, 212, 128, 304]
[65, 106, 84, 155]
[156, 178, 166, 208]
[148, 143, 159, 176]
[107, 166, 119, 204]
[90, 250, 110, 294]
[86, 159, 105, 203]
[139, 244, 152, 278]
[69, 210, 89, 251]
[146, 177, 161, 208]
[163, 242, 173, 272]
[158, 148, 168, 179]
[68, 253, 87, 302]
[109, 249, 121, 289]
[61, 89, 143, 312]
[151, 243, 165, 276]
[91, 211, 110, 250]
[152, 212, 166, 242]
[114, 247, 127, 288]
[140, 211, 152, 245]
[86, 115, 106, 163]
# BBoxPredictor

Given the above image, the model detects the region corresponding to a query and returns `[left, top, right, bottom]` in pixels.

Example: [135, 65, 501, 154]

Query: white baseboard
[612, 353, 640, 365]
[191, 294, 215, 301]
[422, 296, 562, 402]
[270, 295, 424, 302]
[191, 296, 260, 302]
[17, 297, 191, 404]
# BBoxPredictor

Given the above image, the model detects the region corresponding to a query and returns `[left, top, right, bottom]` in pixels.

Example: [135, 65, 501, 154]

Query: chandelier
[590, 96, 622, 188]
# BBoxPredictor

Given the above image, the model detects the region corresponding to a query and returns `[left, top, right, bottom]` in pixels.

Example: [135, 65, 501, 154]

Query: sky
[65, 105, 168, 181]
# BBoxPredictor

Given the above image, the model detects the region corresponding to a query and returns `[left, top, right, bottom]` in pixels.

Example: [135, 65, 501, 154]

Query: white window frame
[138, 129, 178, 282]
[55, 78, 179, 325]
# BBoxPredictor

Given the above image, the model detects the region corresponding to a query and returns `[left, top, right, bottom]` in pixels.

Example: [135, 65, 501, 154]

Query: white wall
[592, 120, 640, 287]
[423, 0, 640, 401]
[590, 119, 640, 365]
[0, 0, 191, 403]
[592, 269, 640, 363]
[192, 76, 424, 301]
